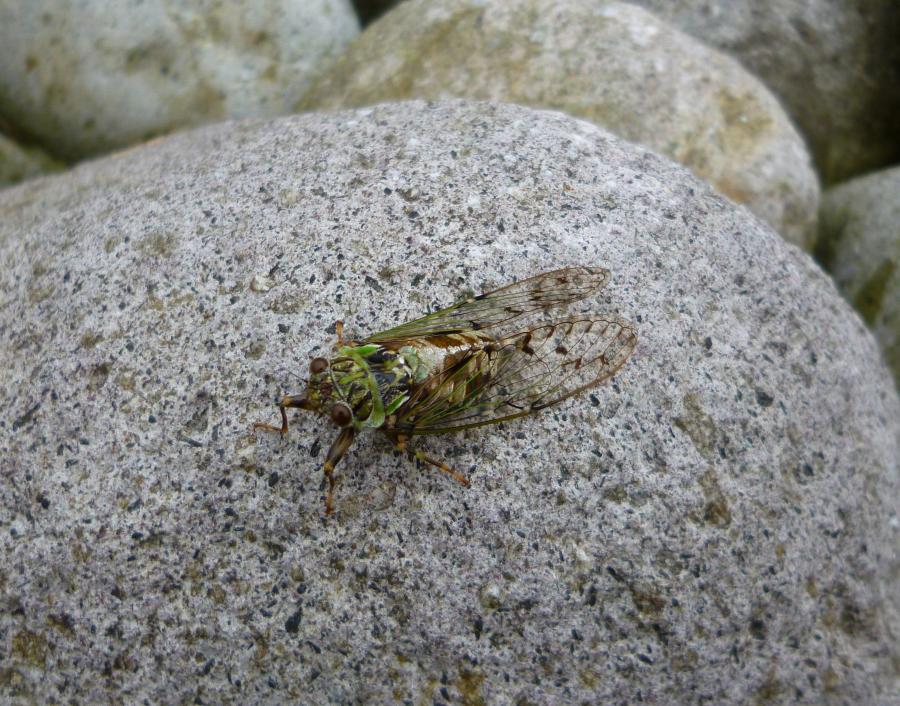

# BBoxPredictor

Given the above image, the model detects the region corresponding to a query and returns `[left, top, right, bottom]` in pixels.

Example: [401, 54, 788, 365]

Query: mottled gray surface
[0, 101, 897, 705]
[299, 0, 820, 249]
[633, 0, 900, 185]
[817, 166, 900, 383]
[0, 0, 359, 161]
[0, 132, 60, 189]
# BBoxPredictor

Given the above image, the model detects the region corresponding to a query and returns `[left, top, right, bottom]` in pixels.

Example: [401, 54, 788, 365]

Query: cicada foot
[323, 461, 337, 516]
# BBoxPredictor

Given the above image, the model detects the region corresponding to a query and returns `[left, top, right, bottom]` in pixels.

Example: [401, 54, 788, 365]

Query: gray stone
[299, 0, 820, 249]
[0, 0, 360, 161]
[632, 0, 900, 185]
[0, 132, 61, 189]
[817, 166, 900, 383]
[0, 101, 896, 705]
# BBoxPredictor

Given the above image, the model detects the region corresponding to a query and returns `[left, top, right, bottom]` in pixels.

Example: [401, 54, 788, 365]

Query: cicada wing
[395, 318, 637, 434]
[364, 267, 610, 346]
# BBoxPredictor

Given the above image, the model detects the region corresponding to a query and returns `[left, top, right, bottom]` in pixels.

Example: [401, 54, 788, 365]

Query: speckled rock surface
[0, 132, 61, 189]
[633, 0, 900, 185]
[817, 166, 900, 383]
[0, 0, 359, 161]
[1, 101, 897, 704]
[298, 0, 820, 249]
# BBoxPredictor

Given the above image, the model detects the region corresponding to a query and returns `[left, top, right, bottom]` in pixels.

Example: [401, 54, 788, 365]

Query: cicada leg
[414, 449, 470, 487]
[322, 427, 356, 515]
[390, 433, 470, 487]
[253, 395, 310, 434]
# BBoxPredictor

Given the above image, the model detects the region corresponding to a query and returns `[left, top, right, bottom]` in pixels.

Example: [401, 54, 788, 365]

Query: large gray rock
[0, 0, 360, 161]
[0, 101, 896, 705]
[0, 132, 61, 189]
[633, 0, 900, 185]
[299, 0, 820, 249]
[817, 166, 900, 383]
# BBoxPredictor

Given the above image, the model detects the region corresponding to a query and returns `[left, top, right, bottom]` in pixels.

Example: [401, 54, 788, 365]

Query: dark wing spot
[555, 344, 568, 355]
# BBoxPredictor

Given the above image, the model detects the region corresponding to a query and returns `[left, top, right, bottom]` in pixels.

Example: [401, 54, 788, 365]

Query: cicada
[254, 266, 637, 514]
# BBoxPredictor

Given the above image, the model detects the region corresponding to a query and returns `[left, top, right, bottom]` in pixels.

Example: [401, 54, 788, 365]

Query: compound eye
[310, 357, 328, 374]
[330, 403, 352, 427]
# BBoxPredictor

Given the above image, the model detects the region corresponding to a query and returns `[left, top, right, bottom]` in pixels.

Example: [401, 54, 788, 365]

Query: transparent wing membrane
[365, 267, 611, 345]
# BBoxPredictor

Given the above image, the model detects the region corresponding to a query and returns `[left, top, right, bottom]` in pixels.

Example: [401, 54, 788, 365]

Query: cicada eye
[330, 403, 352, 427]
[310, 357, 328, 374]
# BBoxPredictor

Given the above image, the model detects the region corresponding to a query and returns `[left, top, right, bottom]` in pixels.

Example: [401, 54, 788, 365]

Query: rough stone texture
[817, 166, 900, 384]
[0, 0, 360, 161]
[633, 0, 900, 185]
[0, 101, 897, 705]
[0, 132, 61, 189]
[298, 0, 820, 249]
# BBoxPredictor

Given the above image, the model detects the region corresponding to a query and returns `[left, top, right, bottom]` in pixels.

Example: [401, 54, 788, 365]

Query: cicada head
[301, 356, 355, 429]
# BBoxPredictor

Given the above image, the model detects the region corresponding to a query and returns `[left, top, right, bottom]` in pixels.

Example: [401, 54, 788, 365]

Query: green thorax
[330, 344, 418, 430]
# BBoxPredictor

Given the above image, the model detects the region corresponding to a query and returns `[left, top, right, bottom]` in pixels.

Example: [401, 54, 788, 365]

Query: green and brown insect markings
[254, 266, 637, 515]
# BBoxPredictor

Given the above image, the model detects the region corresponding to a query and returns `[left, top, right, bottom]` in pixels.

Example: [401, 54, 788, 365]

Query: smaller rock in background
[0, 0, 360, 162]
[633, 0, 900, 185]
[298, 0, 820, 249]
[817, 166, 900, 382]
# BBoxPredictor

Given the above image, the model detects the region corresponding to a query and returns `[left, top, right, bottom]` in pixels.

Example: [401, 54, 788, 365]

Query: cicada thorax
[322, 344, 419, 430]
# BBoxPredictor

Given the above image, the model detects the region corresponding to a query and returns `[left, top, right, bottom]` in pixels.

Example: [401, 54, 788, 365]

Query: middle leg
[322, 427, 356, 515]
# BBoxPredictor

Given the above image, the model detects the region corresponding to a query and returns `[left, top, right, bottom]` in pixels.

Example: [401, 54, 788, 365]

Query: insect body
[254, 267, 637, 514]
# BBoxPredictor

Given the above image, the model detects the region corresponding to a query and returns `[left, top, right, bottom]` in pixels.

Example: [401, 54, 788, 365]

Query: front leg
[253, 395, 310, 434]
[322, 427, 356, 515]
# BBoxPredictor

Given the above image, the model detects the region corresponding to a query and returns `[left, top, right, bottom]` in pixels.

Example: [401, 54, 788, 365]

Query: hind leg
[413, 448, 470, 487]
[390, 433, 470, 487]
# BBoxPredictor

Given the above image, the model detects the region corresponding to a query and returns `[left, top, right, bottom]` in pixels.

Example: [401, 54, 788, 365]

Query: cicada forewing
[364, 266, 612, 345]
